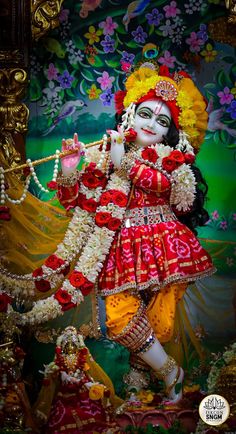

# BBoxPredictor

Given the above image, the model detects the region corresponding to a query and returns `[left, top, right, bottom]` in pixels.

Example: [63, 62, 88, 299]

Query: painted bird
[42, 99, 87, 136]
[43, 37, 66, 59]
[122, 0, 151, 31]
[207, 97, 236, 137]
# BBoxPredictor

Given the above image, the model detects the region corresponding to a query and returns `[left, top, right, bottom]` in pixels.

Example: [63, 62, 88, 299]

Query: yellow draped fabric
[1, 174, 70, 274]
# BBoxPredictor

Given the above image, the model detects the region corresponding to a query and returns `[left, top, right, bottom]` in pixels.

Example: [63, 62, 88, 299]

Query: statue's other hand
[61, 133, 81, 176]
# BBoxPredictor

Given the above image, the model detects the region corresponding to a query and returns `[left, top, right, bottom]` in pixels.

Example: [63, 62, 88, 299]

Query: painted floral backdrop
[27, 0, 236, 275]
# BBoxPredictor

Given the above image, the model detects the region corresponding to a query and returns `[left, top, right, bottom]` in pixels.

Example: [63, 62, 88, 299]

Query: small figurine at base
[34, 326, 121, 433]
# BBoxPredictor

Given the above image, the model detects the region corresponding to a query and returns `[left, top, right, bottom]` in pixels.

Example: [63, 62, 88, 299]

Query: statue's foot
[163, 366, 184, 406]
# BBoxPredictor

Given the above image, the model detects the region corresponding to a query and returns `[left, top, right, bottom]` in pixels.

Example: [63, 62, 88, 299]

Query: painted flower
[200, 43, 217, 62]
[186, 32, 204, 53]
[43, 81, 61, 100]
[85, 46, 98, 56]
[217, 87, 234, 105]
[184, 1, 197, 14]
[131, 26, 147, 44]
[211, 210, 219, 220]
[230, 82, 236, 97]
[101, 35, 115, 53]
[86, 84, 101, 100]
[84, 26, 102, 45]
[220, 220, 228, 230]
[121, 51, 135, 63]
[163, 2, 180, 18]
[46, 63, 58, 80]
[57, 71, 74, 89]
[226, 100, 236, 119]
[197, 23, 208, 43]
[59, 8, 69, 23]
[121, 61, 132, 72]
[158, 50, 176, 68]
[99, 89, 114, 107]
[97, 71, 115, 90]
[99, 16, 118, 35]
[159, 19, 175, 37]
[66, 41, 84, 63]
[146, 8, 163, 26]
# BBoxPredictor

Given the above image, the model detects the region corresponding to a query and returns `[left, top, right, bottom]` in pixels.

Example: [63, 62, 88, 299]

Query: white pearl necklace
[0, 150, 60, 205]
[97, 134, 107, 169]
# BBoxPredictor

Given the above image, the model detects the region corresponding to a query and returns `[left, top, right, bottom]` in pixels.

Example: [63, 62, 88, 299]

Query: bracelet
[116, 150, 137, 178]
[57, 171, 79, 187]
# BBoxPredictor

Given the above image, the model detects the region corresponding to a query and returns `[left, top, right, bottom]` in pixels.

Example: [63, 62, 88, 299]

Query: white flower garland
[18, 172, 131, 325]
[0, 206, 94, 298]
[170, 164, 196, 212]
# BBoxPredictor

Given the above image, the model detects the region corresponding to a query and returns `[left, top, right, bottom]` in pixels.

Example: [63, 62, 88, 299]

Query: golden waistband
[122, 205, 177, 228]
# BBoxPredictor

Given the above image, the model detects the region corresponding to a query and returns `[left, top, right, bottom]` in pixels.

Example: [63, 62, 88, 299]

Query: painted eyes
[137, 109, 170, 128]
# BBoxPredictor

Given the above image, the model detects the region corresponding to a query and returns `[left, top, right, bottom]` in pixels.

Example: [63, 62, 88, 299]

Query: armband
[57, 170, 79, 187]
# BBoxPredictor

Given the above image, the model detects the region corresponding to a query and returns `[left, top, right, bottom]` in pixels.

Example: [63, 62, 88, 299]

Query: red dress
[98, 161, 215, 296]
[58, 160, 215, 297]
[46, 380, 118, 434]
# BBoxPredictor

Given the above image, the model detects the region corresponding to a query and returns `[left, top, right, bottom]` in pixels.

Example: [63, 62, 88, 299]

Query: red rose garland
[17, 167, 131, 324]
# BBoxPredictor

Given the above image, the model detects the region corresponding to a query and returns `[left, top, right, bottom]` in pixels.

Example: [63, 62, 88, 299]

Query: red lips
[141, 128, 156, 135]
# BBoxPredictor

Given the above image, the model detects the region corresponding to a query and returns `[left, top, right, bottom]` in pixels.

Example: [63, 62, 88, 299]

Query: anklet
[155, 356, 177, 380]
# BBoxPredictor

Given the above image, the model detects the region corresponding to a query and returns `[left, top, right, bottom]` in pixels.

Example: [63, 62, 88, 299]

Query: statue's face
[133, 99, 171, 148]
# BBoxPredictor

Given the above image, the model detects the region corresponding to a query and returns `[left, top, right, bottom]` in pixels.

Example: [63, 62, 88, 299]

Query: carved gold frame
[0, 0, 235, 169]
[0, 0, 64, 169]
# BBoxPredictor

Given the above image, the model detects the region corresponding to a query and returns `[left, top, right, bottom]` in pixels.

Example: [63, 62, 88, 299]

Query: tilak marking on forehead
[153, 101, 163, 116]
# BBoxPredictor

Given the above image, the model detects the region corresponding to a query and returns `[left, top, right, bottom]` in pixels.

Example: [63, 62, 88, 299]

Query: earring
[121, 103, 136, 131]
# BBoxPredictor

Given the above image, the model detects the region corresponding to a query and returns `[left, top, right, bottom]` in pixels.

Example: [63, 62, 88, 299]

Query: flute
[3, 135, 114, 175]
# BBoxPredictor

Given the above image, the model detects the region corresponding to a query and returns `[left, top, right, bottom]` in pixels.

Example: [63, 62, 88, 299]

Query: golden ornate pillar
[0, 0, 64, 169]
[225, 0, 236, 24]
[208, 1, 236, 46]
[31, 0, 64, 41]
[0, 69, 29, 168]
